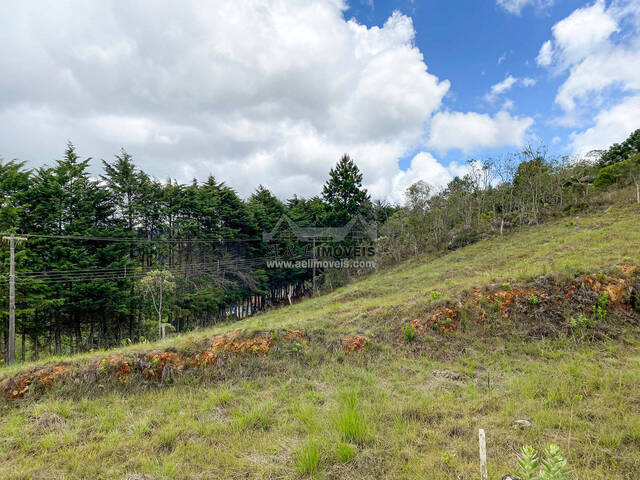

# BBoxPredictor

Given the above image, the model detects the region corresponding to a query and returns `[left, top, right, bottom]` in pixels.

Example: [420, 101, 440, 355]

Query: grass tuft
[295, 437, 321, 476]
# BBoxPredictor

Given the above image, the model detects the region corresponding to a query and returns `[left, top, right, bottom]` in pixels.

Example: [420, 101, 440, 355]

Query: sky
[0, 0, 639, 203]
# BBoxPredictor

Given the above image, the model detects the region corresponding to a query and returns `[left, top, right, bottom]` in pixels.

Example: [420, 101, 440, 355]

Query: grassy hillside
[2, 202, 640, 479]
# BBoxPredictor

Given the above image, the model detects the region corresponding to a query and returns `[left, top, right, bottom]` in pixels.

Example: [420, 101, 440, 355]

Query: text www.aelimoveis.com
[266, 259, 376, 269]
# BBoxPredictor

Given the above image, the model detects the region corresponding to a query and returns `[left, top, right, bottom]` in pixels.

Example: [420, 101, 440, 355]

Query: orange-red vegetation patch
[619, 264, 639, 276]
[343, 335, 371, 353]
[210, 332, 272, 355]
[471, 287, 543, 321]
[581, 274, 628, 305]
[284, 329, 310, 344]
[38, 366, 67, 388]
[410, 306, 459, 336]
[3, 365, 68, 399]
[145, 352, 185, 378]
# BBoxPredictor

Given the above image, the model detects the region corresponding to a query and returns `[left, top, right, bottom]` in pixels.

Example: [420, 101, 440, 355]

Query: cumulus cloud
[537, 0, 640, 152]
[427, 110, 534, 153]
[570, 95, 640, 155]
[536, 40, 553, 66]
[497, 0, 554, 15]
[0, 1, 457, 201]
[386, 152, 469, 204]
[484, 75, 536, 102]
[537, 0, 640, 113]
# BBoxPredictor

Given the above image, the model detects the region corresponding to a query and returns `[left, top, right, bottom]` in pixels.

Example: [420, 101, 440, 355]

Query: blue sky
[348, 0, 625, 169]
[0, 0, 638, 202]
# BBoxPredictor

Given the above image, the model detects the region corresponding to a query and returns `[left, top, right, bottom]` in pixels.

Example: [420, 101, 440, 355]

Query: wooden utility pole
[3, 234, 27, 365]
[312, 238, 316, 297]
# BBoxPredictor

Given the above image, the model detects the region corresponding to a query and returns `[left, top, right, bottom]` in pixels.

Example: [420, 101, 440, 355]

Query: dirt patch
[28, 411, 66, 430]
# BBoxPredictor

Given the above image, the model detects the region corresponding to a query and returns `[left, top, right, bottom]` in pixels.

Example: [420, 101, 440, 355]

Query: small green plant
[527, 294, 539, 306]
[593, 293, 608, 322]
[501, 282, 511, 290]
[334, 441, 356, 462]
[295, 437, 320, 475]
[441, 451, 456, 467]
[152, 357, 160, 372]
[431, 291, 442, 300]
[516, 443, 570, 480]
[569, 313, 595, 332]
[403, 323, 416, 341]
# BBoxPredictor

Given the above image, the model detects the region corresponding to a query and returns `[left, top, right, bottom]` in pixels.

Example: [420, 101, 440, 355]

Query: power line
[0, 232, 271, 243]
[1, 254, 313, 285]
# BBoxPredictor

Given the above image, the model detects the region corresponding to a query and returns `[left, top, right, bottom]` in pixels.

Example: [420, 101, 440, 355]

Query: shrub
[403, 323, 416, 341]
[569, 313, 595, 333]
[593, 293, 608, 322]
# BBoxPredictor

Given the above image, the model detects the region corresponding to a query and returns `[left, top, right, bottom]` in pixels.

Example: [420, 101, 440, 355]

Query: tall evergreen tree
[322, 154, 370, 225]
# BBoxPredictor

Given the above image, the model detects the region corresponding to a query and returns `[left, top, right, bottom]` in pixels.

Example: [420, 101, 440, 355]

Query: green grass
[1, 202, 640, 479]
[295, 437, 321, 476]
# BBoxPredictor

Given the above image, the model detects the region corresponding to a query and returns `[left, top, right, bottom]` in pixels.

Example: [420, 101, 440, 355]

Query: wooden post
[2, 234, 27, 365]
[312, 238, 316, 297]
[479, 428, 488, 480]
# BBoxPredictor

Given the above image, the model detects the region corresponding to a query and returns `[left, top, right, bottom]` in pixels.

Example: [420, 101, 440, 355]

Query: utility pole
[3, 234, 27, 365]
[312, 238, 316, 297]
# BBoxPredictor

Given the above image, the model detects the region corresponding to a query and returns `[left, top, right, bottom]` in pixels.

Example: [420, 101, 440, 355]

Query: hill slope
[1, 203, 640, 479]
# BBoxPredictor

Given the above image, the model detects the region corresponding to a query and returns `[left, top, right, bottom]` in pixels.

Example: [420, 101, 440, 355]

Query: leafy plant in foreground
[516, 443, 571, 480]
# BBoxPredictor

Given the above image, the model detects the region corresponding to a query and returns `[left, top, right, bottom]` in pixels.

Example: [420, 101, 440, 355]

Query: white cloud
[502, 99, 515, 110]
[387, 152, 469, 204]
[537, 0, 640, 152]
[497, 0, 554, 15]
[550, 0, 618, 67]
[536, 40, 553, 66]
[0, 2, 454, 201]
[570, 95, 640, 155]
[427, 110, 534, 153]
[537, 0, 640, 114]
[484, 75, 536, 102]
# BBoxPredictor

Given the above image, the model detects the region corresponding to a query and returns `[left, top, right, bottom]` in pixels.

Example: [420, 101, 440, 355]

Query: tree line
[1, 129, 638, 363]
[0, 147, 376, 362]
[377, 130, 639, 265]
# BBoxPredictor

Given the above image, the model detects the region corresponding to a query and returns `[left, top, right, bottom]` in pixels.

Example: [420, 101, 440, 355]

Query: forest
[1, 129, 639, 363]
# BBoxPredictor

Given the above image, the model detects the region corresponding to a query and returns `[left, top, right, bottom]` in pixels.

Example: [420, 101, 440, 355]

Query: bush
[403, 323, 416, 341]
[593, 293, 608, 322]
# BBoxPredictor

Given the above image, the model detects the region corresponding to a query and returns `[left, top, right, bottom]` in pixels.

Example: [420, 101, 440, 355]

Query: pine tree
[322, 154, 370, 225]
